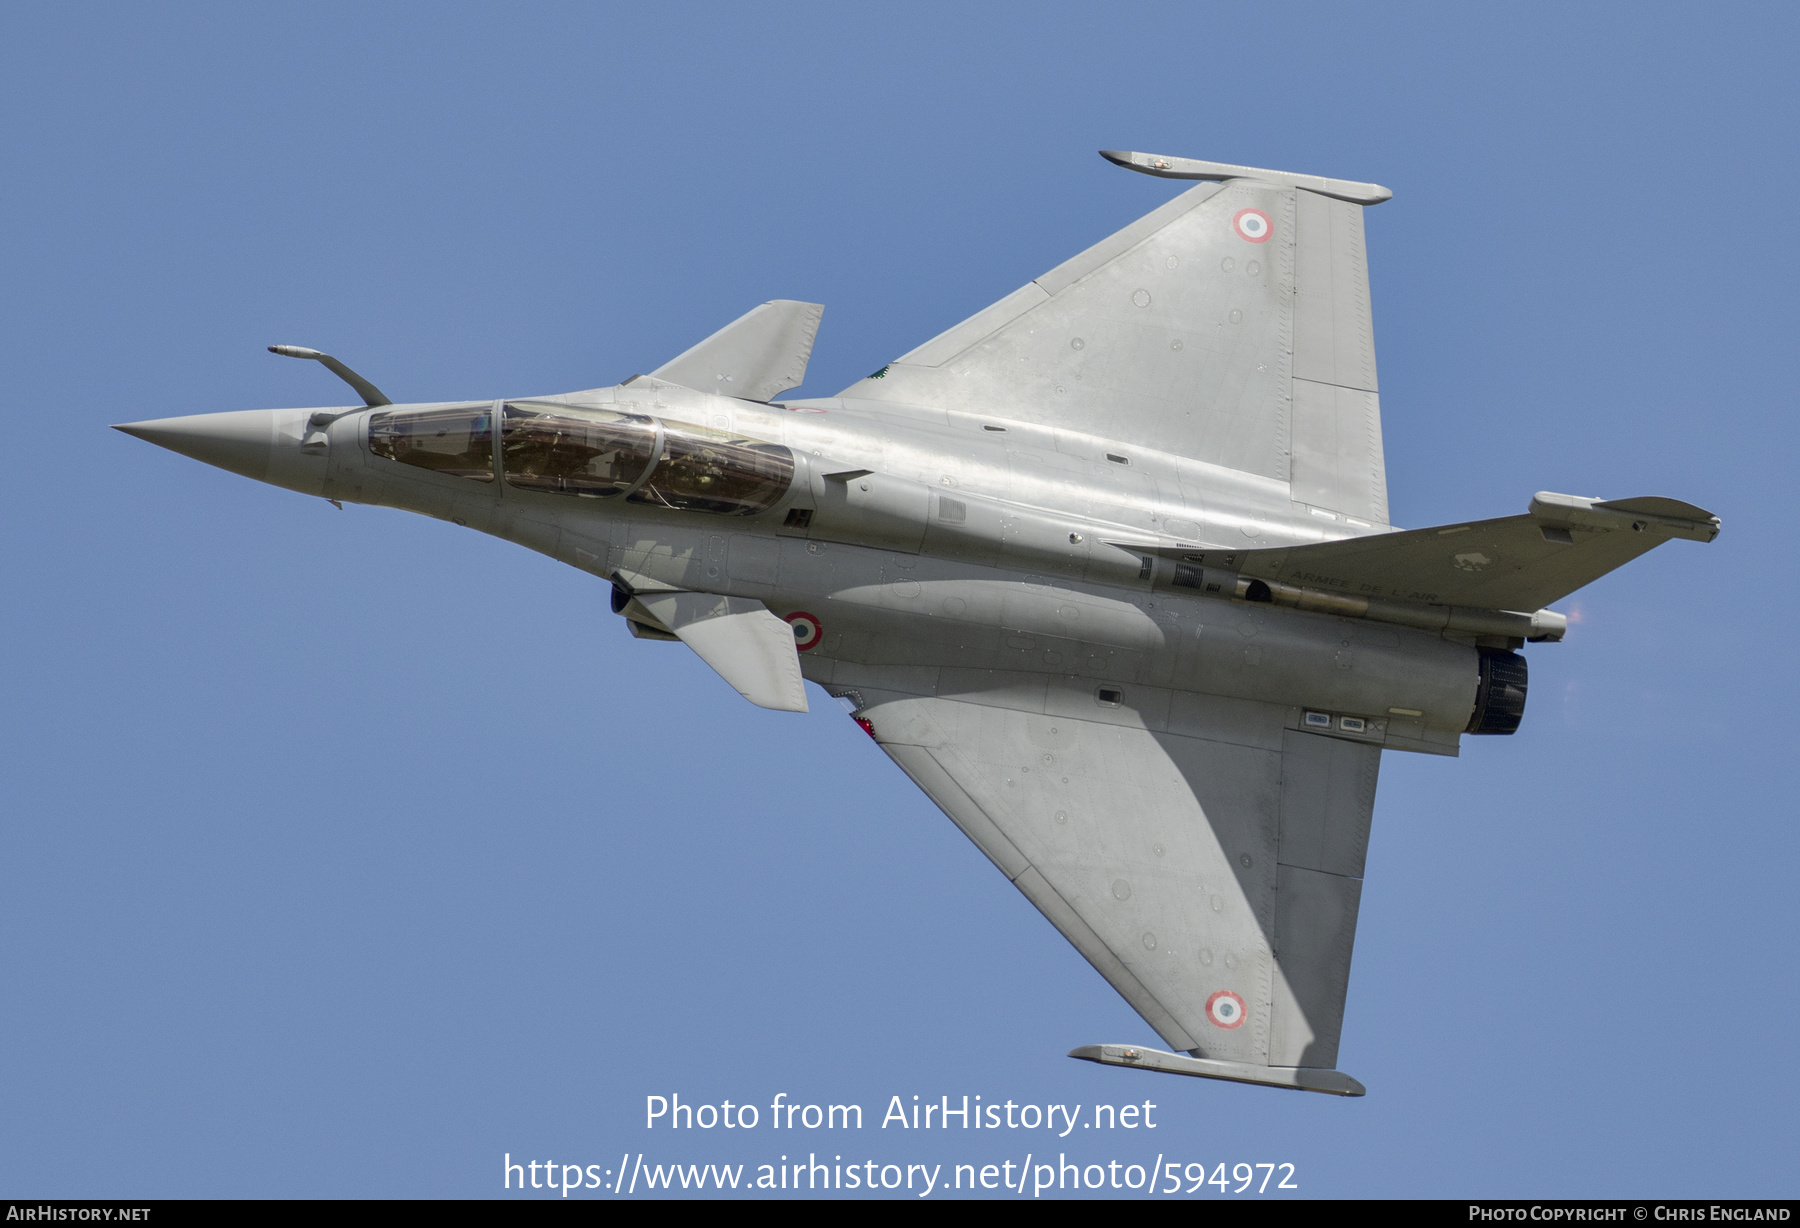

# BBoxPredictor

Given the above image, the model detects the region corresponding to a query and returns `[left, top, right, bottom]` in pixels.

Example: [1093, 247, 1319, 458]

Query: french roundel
[1205, 989, 1247, 1030]
[1233, 208, 1272, 243]
[786, 611, 823, 651]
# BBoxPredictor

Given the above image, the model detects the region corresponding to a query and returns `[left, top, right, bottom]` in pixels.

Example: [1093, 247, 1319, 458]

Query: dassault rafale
[119, 151, 1718, 1095]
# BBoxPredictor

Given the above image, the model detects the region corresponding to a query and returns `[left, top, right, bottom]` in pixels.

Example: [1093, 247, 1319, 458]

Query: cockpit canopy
[501, 404, 655, 499]
[367, 401, 794, 517]
[366, 404, 494, 481]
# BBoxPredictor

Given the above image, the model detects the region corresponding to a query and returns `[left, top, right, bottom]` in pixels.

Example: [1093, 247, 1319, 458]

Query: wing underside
[842, 176, 1389, 524]
[822, 663, 1379, 1092]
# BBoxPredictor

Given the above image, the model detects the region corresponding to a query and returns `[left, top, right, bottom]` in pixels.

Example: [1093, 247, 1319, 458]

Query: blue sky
[2, 1, 1794, 1199]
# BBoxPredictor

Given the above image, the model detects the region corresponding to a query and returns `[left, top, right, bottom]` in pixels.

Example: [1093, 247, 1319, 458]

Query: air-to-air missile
[119, 152, 1718, 1095]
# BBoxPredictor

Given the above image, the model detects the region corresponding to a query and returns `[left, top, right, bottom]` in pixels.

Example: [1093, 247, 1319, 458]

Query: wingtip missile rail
[1099, 149, 1393, 206]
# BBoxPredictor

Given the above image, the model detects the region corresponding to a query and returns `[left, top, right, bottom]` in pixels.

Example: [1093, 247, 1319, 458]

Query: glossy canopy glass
[626, 419, 794, 516]
[501, 403, 657, 498]
[368, 405, 494, 481]
[369, 401, 795, 516]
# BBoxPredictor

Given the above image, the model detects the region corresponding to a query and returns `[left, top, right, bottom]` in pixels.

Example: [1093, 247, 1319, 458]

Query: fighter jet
[117, 151, 1718, 1096]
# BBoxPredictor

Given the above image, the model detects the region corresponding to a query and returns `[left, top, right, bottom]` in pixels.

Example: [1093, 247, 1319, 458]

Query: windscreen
[367, 405, 494, 481]
[627, 420, 793, 516]
[501, 403, 657, 498]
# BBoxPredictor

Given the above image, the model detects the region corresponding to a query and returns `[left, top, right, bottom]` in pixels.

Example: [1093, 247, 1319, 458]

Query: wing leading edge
[822, 664, 1377, 1095]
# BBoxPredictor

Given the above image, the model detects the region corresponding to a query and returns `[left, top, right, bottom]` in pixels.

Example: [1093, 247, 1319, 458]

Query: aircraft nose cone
[114, 410, 277, 483]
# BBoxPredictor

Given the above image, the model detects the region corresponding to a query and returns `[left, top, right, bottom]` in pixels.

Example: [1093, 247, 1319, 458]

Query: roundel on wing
[785, 611, 823, 651]
[1205, 989, 1247, 1029]
[1233, 208, 1272, 243]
